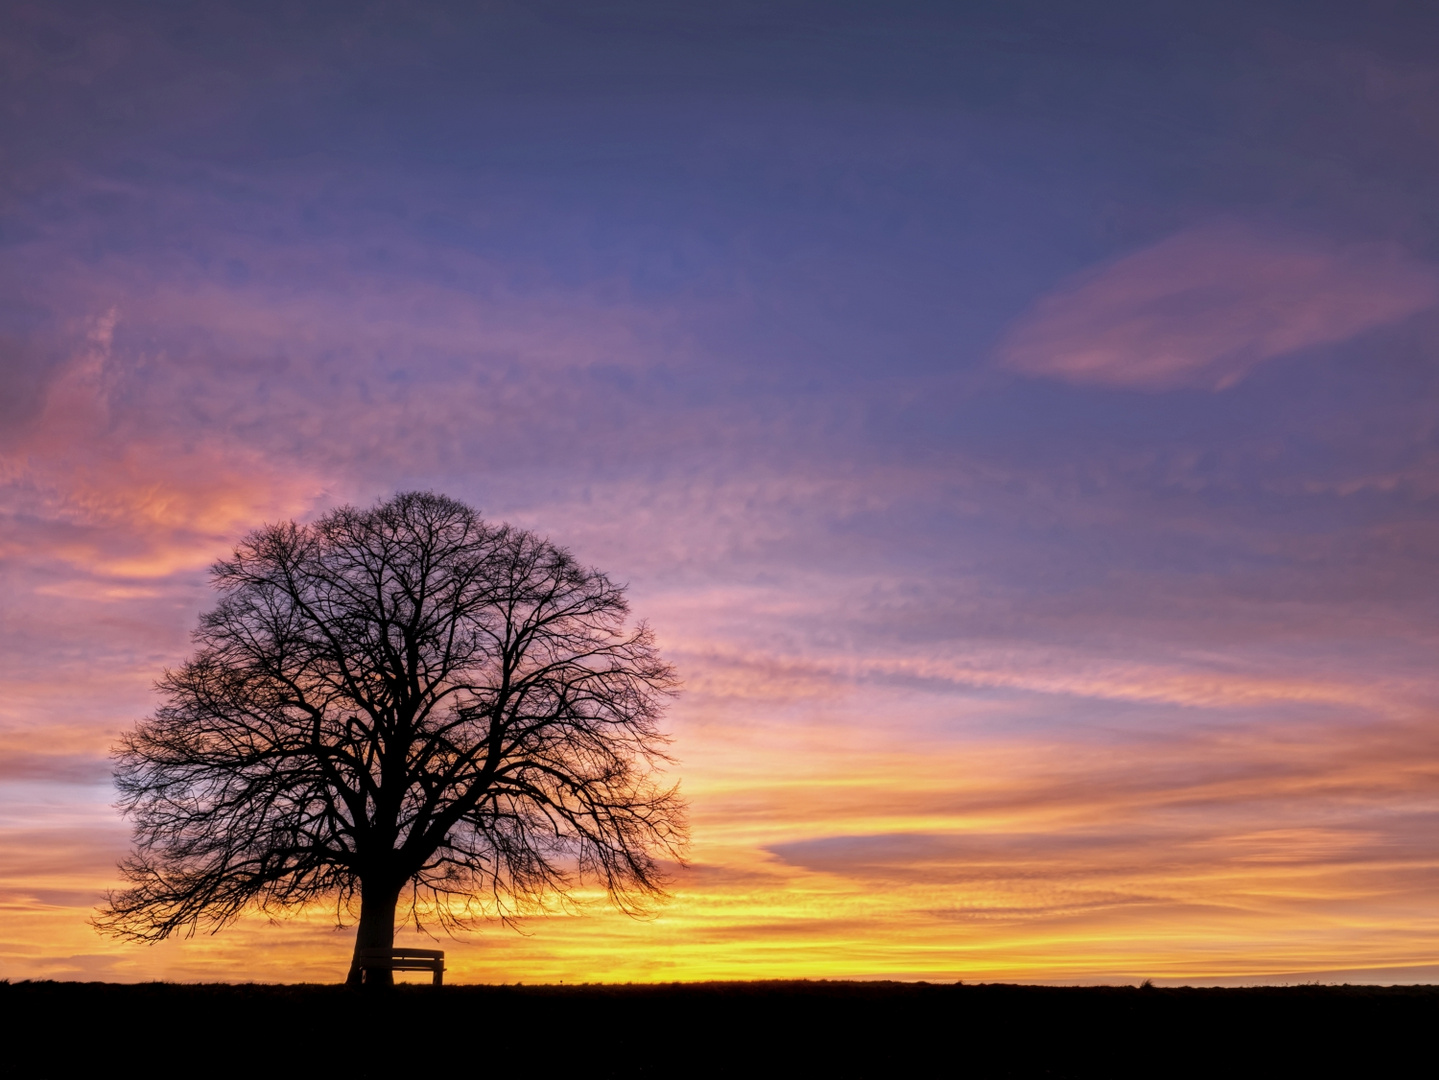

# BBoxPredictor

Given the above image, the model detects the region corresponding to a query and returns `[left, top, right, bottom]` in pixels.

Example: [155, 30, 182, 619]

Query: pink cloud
[0, 308, 326, 578]
[999, 223, 1439, 390]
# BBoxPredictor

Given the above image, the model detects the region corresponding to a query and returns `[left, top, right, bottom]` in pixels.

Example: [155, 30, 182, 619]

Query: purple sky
[5, 1, 1439, 982]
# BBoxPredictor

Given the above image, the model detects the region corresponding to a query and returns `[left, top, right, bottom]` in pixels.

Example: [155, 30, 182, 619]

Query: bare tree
[96, 492, 686, 984]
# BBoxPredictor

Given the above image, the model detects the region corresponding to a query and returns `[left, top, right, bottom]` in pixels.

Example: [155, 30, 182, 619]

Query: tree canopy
[96, 492, 686, 983]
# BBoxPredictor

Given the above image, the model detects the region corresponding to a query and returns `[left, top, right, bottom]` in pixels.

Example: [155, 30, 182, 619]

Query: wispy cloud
[0, 307, 324, 578]
[999, 223, 1439, 390]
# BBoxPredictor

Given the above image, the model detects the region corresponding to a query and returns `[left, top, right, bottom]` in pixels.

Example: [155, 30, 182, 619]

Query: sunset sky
[5, 1, 1439, 984]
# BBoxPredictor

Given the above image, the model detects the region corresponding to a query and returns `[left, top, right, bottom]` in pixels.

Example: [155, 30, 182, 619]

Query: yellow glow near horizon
[6, 665, 1439, 985]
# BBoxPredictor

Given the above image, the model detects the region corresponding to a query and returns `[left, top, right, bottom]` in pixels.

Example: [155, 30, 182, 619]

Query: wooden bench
[357, 947, 446, 985]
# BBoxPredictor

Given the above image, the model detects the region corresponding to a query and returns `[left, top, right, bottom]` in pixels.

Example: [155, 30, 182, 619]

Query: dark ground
[4, 979, 1435, 1078]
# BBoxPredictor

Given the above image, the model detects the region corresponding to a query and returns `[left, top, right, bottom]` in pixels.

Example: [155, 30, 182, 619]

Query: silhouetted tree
[96, 492, 686, 984]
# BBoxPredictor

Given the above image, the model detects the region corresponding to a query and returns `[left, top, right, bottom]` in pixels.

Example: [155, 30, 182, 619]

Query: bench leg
[433, 968, 443, 986]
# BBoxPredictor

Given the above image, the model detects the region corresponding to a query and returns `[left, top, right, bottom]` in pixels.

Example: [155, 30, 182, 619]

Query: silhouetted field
[6, 979, 1435, 1077]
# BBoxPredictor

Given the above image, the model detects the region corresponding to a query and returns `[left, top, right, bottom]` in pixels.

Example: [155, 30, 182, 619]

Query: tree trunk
[346, 880, 401, 987]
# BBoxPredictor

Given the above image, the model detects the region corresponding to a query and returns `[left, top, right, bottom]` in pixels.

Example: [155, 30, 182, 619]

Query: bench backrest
[356, 947, 447, 984]
[358, 947, 444, 960]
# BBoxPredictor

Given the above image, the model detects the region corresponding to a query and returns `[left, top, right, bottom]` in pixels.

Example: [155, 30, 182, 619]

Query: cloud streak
[999, 223, 1439, 390]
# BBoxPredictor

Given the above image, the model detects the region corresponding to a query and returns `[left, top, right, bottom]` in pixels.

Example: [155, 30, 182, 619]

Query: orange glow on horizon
[6, 643, 1439, 984]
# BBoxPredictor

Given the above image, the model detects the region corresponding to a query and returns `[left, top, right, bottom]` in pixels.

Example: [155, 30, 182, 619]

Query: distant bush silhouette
[95, 492, 686, 984]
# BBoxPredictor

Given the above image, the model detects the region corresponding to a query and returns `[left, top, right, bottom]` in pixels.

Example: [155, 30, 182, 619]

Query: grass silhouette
[6, 979, 1433, 1077]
